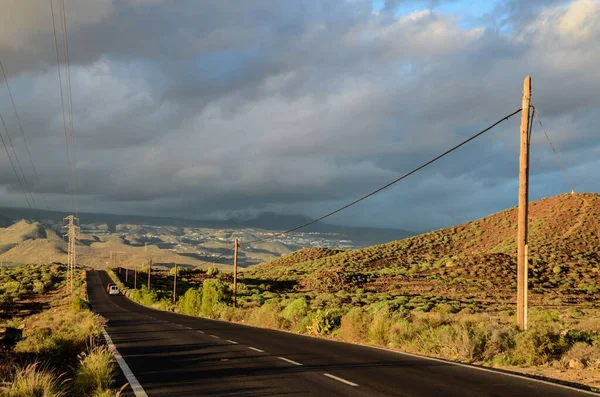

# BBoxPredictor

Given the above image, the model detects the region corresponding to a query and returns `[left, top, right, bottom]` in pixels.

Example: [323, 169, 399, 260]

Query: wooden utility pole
[147, 259, 152, 290]
[134, 266, 137, 289]
[517, 75, 531, 330]
[125, 262, 129, 284]
[233, 238, 239, 307]
[172, 264, 178, 303]
[524, 244, 529, 330]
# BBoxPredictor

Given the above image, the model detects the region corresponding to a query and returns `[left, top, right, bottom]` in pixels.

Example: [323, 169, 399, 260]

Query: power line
[243, 108, 523, 245]
[49, 0, 75, 213]
[0, 104, 36, 208]
[59, 0, 79, 219]
[0, 110, 32, 208]
[0, 58, 48, 209]
[531, 105, 576, 193]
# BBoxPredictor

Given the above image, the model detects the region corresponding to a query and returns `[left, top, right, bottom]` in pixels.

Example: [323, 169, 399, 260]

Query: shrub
[201, 280, 230, 318]
[248, 301, 281, 329]
[32, 280, 46, 294]
[73, 297, 92, 312]
[141, 286, 158, 306]
[340, 307, 371, 342]
[207, 267, 219, 277]
[281, 298, 309, 331]
[368, 308, 392, 345]
[307, 309, 341, 335]
[178, 288, 203, 316]
[561, 341, 600, 368]
[74, 345, 116, 395]
[4, 363, 65, 397]
[510, 328, 568, 366]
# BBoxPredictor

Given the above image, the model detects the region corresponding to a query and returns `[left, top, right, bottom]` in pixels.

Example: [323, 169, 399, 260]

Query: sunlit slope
[0, 220, 67, 262]
[247, 193, 600, 305]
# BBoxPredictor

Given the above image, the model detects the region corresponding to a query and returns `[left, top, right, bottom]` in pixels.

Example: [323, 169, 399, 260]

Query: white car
[108, 285, 120, 295]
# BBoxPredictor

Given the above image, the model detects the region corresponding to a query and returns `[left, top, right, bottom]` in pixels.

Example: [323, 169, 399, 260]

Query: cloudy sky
[0, 0, 598, 231]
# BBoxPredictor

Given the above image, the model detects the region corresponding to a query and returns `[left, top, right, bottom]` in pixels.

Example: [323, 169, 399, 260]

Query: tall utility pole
[172, 264, 178, 303]
[134, 266, 137, 289]
[63, 216, 78, 294]
[125, 261, 129, 285]
[233, 238, 239, 307]
[147, 259, 152, 290]
[517, 76, 532, 330]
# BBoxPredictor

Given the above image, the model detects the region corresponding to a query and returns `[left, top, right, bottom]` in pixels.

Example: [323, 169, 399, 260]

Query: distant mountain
[0, 207, 416, 247]
[237, 212, 415, 246]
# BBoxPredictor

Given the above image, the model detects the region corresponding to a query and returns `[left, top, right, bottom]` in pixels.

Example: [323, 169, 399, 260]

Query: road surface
[87, 270, 595, 396]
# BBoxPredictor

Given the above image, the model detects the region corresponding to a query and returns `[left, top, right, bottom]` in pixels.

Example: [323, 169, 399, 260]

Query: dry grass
[2, 363, 65, 397]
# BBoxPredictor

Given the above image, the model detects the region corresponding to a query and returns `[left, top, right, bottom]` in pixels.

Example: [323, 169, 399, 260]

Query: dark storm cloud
[0, 0, 598, 231]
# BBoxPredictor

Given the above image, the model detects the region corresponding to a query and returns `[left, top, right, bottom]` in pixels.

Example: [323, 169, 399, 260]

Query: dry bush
[2, 363, 65, 397]
[74, 345, 116, 395]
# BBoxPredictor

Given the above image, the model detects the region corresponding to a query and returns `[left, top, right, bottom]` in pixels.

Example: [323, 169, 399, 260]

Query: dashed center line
[226, 340, 238, 344]
[277, 357, 302, 366]
[323, 373, 358, 387]
[185, 326, 193, 329]
[248, 347, 264, 353]
[210, 335, 220, 339]
[197, 330, 205, 334]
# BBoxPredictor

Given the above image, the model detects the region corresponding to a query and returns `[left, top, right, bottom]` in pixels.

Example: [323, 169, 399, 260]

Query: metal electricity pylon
[63, 215, 79, 294]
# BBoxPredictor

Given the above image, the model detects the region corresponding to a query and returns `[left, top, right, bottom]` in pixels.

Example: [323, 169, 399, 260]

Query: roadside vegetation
[109, 193, 600, 389]
[1, 264, 122, 396]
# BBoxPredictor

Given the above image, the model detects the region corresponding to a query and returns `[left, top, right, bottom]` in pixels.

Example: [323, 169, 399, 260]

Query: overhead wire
[242, 108, 523, 246]
[0, 105, 36, 208]
[531, 104, 576, 193]
[49, 0, 75, 214]
[0, 59, 48, 209]
[59, 0, 79, 219]
[0, 110, 32, 208]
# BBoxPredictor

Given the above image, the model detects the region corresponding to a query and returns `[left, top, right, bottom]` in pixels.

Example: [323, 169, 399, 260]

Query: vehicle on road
[108, 284, 120, 295]
[106, 283, 115, 293]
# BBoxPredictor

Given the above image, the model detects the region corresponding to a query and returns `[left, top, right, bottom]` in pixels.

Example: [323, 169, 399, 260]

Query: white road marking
[197, 330, 205, 334]
[323, 373, 358, 387]
[277, 356, 302, 366]
[248, 347, 264, 353]
[186, 326, 193, 329]
[226, 340, 238, 344]
[210, 335, 220, 339]
[102, 329, 148, 397]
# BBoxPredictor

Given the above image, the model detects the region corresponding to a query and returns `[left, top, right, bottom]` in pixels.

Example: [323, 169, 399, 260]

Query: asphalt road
[87, 270, 595, 397]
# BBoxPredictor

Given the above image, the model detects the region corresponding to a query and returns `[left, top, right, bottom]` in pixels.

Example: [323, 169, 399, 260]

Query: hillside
[246, 193, 600, 309]
[0, 220, 66, 261]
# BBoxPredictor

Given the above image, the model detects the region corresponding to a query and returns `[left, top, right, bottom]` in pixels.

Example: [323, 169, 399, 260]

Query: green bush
[207, 267, 219, 277]
[368, 307, 392, 345]
[32, 280, 46, 294]
[510, 327, 568, 366]
[201, 280, 230, 318]
[72, 297, 91, 312]
[308, 309, 341, 335]
[281, 298, 309, 331]
[248, 301, 281, 329]
[178, 288, 203, 316]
